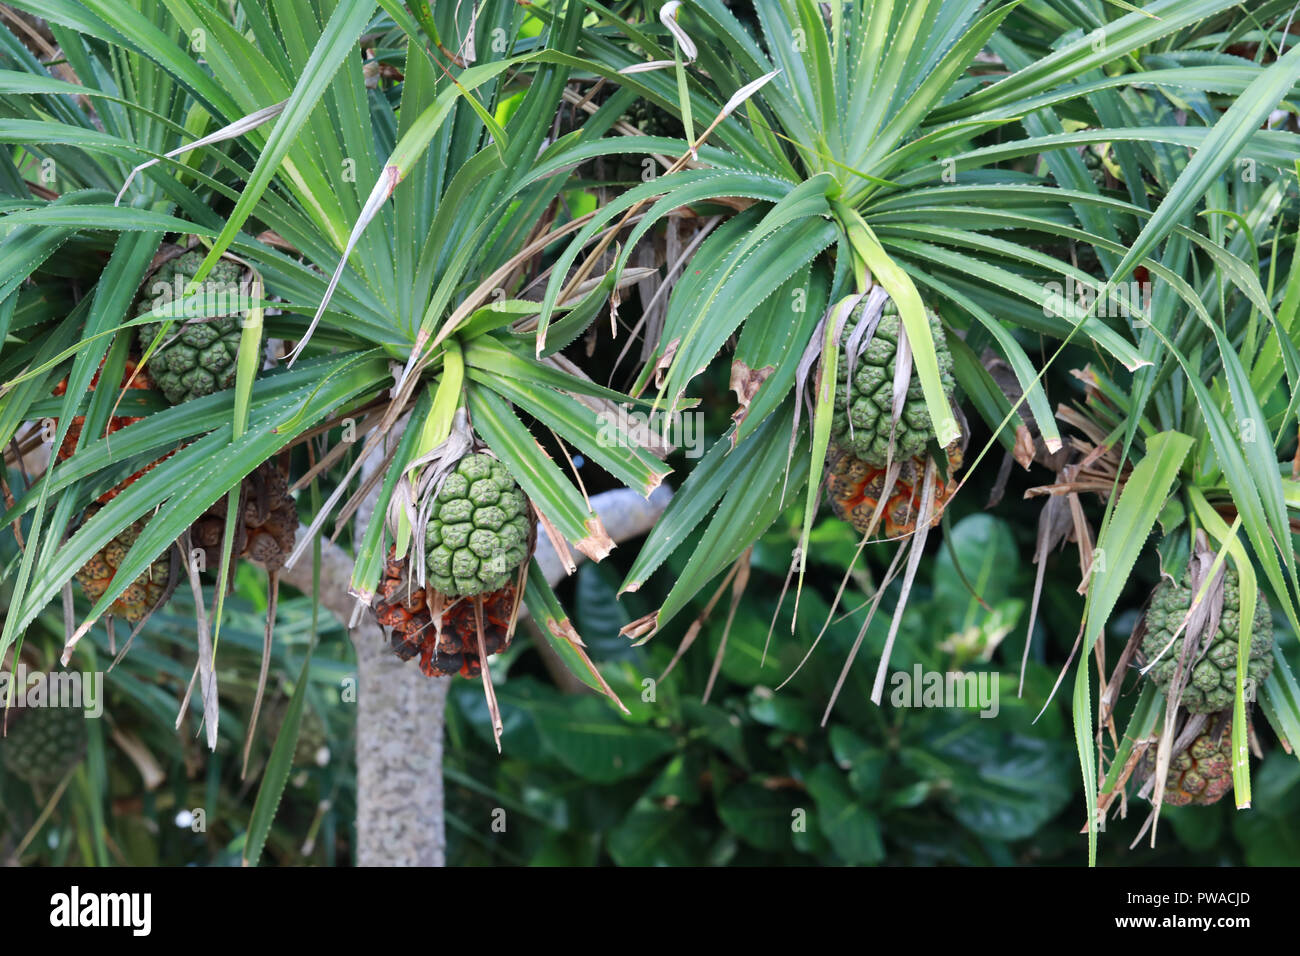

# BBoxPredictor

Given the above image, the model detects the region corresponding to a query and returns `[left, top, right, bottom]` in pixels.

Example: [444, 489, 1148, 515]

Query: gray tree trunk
[352, 622, 450, 866]
[279, 520, 450, 865]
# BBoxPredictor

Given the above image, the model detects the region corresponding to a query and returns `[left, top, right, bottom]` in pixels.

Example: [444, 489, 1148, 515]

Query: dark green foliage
[619, 97, 684, 139]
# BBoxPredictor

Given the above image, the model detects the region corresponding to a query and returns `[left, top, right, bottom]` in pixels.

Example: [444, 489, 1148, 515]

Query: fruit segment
[72, 505, 171, 624]
[136, 251, 246, 405]
[1141, 568, 1274, 714]
[831, 297, 956, 467]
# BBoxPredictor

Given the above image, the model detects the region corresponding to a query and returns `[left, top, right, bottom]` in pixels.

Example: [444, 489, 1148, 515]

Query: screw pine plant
[2, 0, 1300, 868]
[539, 0, 1291, 635]
[0, 0, 665, 847]
[2, 5, 660, 671]
[1030, 350, 1299, 848]
[547, 0, 1300, 860]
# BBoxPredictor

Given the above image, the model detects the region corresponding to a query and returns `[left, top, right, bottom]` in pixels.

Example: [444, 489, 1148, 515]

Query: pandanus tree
[539, 0, 1300, 863]
[1, 0, 669, 861]
[2, 0, 1300, 866]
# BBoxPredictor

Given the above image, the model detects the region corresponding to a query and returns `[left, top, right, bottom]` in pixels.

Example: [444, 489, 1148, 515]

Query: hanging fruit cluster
[825, 295, 963, 539]
[379, 558, 520, 678]
[1140, 567, 1274, 714]
[63, 246, 282, 631]
[826, 443, 962, 539]
[73, 505, 173, 625]
[190, 460, 298, 575]
[0, 696, 87, 787]
[51, 359, 161, 504]
[136, 250, 246, 405]
[1132, 561, 1275, 809]
[1141, 716, 1236, 808]
[374, 453, 533, 679]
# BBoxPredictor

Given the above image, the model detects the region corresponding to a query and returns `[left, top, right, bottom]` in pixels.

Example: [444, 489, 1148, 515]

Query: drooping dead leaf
[661, 560, 740, 681]
[1020, 492, 1070, 695]
[240, 570, 279, 779]
[620, 610, 658, 643]
[575, 516, 616, 563]
[653, 337, 681, 391]
[474, 598, 504, 752]
[115, 101, 287, 206]
[176, 530, 219, 752]
[728, 360, 774, 441]
[862, 457, 940, 714]
[1013, 424, 1037, 470]
[702, 550, 750, 704]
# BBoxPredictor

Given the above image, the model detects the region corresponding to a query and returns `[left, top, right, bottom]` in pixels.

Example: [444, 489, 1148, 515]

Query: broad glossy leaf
[933, 514, 1020, 635]
[803, 763, 884, 865]
[928, 728, 1074, 842]
[530, 695, 675, 783]
[607, 800, 708, 865]
[716, 782, 798, 852]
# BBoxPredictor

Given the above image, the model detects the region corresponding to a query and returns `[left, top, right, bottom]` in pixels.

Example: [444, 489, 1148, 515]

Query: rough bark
[278, 484, 672, 866]
[351, 615, 450, 866]
[279, 463, 450, 866]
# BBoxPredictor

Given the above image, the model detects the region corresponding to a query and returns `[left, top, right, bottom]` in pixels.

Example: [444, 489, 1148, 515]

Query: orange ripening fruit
[1144, 720, 1235, 807]
[826, 442, 962, 539]
[53, 359, 163, 504]
[73, 504, 171, 624]
[377, 549, 517, 679]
